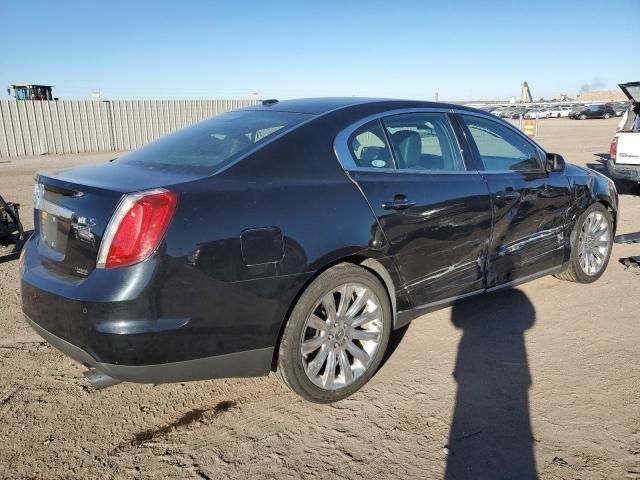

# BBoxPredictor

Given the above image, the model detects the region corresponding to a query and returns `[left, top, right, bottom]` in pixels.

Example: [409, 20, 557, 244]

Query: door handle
[495, 190, 521, 201]
[381, 198, 416, 211]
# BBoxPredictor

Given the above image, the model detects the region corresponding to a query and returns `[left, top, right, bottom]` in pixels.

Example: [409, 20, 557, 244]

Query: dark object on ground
[0, 194, 24, 256]
[615, 231, 640, 272]
[615, 231, 640, 243]
[620, 256, 640, 266]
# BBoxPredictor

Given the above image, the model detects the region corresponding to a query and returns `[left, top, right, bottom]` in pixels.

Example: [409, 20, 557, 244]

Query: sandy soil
[0, 118, 639, 480]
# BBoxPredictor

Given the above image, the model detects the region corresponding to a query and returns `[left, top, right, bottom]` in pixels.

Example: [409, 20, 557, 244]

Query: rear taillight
[97, 189, 177, 269]
[609, 136, 618, 163]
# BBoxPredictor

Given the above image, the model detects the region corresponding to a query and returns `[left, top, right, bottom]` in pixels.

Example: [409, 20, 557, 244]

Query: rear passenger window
[382, 113, 465, 171]
[349, 121, 394, 169]
[461, 115, 542, 172]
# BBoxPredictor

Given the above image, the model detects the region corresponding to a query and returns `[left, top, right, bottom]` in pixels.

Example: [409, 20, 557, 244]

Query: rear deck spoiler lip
[36, 172, 117, 196]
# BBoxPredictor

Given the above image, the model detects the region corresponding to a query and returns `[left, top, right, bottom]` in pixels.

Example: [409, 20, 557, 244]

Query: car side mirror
[546, 153, 565, 173]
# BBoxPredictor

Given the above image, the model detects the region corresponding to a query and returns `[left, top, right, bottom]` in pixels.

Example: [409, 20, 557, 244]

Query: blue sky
[1, 0, 637, 101]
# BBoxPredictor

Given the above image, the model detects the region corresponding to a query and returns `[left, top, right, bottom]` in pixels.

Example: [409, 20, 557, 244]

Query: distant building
[520, 82, 532, 103]
[576, 90, 627, 102]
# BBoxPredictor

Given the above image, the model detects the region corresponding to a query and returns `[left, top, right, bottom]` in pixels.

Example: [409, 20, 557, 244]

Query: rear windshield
[622, 85, 640, 103]
[119, 110, 311, 172]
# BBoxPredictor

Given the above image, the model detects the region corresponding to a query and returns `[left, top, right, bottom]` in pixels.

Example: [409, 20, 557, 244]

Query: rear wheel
[277, 263, 391, 403]
[555, 203, 613, 283]
[603, 113, 611, 119]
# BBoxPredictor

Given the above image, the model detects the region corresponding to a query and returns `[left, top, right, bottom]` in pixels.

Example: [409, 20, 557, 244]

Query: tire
[603, 113, 611, 119]
[579, 114, 588, 120]
[277, 263, 392, 403]
[555, 203, 613, 283]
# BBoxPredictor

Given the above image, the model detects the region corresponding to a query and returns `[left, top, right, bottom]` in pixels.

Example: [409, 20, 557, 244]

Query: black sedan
[21, 98, 618, 403]
[570, 104, 616, 120]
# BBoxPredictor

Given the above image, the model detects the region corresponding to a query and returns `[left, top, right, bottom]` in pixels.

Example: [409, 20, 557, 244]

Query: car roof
[242, 97, 478, 116]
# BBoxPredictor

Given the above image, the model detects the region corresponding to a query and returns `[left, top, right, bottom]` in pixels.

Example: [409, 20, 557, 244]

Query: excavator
[6, 84, 56, 101]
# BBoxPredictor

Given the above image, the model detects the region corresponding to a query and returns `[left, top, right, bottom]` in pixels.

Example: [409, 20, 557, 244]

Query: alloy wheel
[300, 283, 384, 390]
[578, 211, 610, 276]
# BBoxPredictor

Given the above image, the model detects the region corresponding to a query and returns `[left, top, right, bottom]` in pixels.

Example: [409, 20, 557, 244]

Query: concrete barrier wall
[0, 99, 260, 158]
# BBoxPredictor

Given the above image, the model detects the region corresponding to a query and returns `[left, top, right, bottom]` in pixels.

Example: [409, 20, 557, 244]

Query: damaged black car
[21, 98, 618, 402]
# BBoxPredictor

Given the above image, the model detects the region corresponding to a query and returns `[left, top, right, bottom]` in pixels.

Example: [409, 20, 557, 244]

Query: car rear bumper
[20, 274, 278, 382]
[24, 313, 272, 383]
[19, 237, 303, 384]
[608, 160, 640, 182]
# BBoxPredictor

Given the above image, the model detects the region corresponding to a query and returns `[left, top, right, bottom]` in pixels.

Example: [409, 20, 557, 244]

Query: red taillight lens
[98, 190, 177, 269]
[610, 136, 618, 163]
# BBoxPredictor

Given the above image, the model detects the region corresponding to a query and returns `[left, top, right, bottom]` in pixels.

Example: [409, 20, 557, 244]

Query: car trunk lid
[616, 83, 640, 166]
[34, 161, 204, 278]
[619, 82, 640, 104]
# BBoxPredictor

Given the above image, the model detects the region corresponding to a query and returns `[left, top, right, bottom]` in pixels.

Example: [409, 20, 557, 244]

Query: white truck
[608, 82, 640, 188]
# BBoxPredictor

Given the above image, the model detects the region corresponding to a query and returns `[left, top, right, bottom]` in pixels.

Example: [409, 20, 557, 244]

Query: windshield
[14, 87, 28, 100]
[119, 110, 311, 172]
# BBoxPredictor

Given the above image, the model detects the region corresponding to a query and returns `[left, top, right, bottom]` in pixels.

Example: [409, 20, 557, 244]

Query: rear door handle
[495, 190, 521, 201]
[381, 199, 416, 211]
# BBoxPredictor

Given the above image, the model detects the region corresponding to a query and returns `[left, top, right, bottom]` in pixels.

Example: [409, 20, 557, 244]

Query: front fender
[561, 164, 619, 263]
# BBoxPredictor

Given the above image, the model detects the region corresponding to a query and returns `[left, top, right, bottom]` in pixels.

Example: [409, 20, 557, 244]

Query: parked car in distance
[608, 82, 640, 188]
[612, 102, 631, 117]
[491, 107, 512, 118]
[524, 108, 550, 119]
[507, 107, 529, 118]
[538, 106, 556, 118]
[20, 98, 618, 403]
[548, 106, 573, 118]
[570, 104, 616, 120]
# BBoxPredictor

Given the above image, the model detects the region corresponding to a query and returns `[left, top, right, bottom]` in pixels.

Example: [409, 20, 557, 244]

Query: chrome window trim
[477, 169, 548, 175]
[334, 108, 475, 175]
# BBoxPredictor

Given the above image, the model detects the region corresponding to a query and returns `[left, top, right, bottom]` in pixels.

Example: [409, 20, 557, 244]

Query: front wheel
[579, 114, 588, 120]
[277, 263, 391, 403]
[603, 113, 611, 119]
[555, 203, 613, 283]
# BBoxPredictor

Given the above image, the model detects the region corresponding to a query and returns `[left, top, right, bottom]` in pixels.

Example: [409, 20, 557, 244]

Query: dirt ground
[1, 118, 639, 480]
